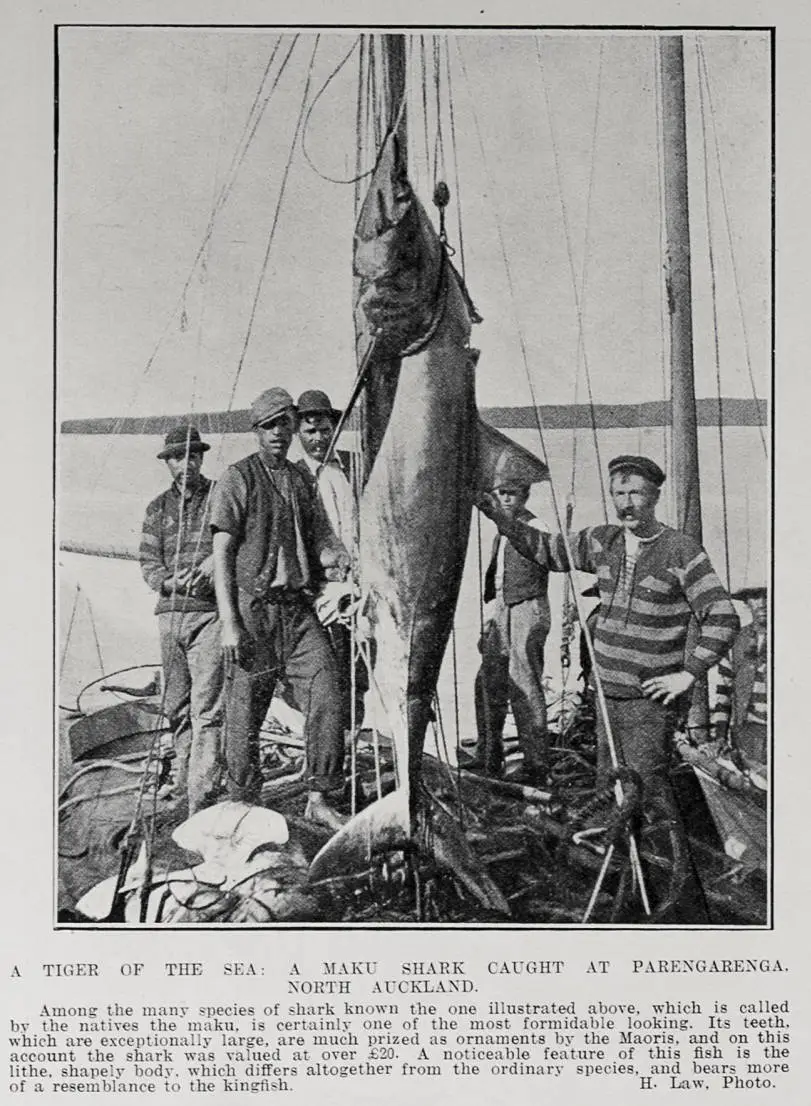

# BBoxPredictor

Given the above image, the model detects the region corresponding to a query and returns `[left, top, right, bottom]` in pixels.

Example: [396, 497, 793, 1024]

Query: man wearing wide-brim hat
[210, 387, 351, 831]
[139, 425, 224, 815]
[711, 586, 768, 763]
[477, 453, 739, 920]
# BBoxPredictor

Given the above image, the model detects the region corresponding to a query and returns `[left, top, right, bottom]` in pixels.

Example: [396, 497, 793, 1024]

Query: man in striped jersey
[478, 455, 738, 916]
[139, 426, 224, 815]
[711, 586, 768, 764]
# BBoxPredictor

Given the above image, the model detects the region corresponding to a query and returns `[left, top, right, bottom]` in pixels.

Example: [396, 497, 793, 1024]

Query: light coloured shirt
[618, 526, 664, 597]
[301, 453, 356, 553]
[266, 464, 307, 590]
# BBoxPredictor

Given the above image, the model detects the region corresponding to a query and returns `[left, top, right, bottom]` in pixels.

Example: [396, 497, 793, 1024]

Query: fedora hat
[157, 426, 210, 460]
[296, 389, 342, 422]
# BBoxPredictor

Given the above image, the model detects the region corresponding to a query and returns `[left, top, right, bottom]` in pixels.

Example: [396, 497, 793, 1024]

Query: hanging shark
[308, 135, 548, 914]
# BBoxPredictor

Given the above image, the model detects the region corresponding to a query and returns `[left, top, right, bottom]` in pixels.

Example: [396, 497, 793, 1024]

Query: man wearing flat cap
[711, 586, 768, 763]
[139, 425, 224, 814]
[210, 387, 351, 830]
[467, 453, 551, 785]
[292, 389, 367, 735]
[478, 454, 739, 918]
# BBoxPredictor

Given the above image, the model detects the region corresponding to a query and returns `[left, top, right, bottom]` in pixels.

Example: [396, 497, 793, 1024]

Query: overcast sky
[57, 28, 771, 421]
[57, 27, 772, 704]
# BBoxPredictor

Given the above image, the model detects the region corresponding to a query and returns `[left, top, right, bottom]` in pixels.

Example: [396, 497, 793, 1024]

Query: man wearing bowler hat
[294, 390, 355, 552]
[293, 389, 368, 734]
[478, 454, 739, 919]
[711, 586, 768, 763]
[139, 425, 224, 814]
[210, 387, 350, 830]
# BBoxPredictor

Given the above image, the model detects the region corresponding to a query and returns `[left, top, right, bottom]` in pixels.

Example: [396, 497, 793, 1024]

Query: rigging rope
[186, 38, 238, 420]
[224, 36, 321, 416]
[59, 583, 81, 677]
[128, 43, 248, 763]
[536, 38, 609, 523]
[354, 36, 367, 216]
[301, 34, 408, 189]
[565, 41, 604, 512]
[59, 583, 105, 702]
[457, 37, 649, 910]
[696, 40, 733, 588]
[420, 37, 432, 183]
[86, 592, 106, 679]
[636, 270, 645, 454]
[133, 33, 295, 437]
[86, 35, 293, 496]
[432, 37, 447, 187]
[301, 37, 381, 185]
[67, 39, 310, 916]
[89, 29, 311, 905]
[697, 38, 768, 458]
[444, 38, 467, 280]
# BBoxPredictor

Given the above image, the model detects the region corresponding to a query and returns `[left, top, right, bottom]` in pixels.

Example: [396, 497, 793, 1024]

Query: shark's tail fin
[307, 790, 510, 916]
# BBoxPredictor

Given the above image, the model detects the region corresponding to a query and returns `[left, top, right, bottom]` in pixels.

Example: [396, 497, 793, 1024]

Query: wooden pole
[659, 35, 702, 543]
[382, 33, 408, 161]
[659, 35, 709, 733]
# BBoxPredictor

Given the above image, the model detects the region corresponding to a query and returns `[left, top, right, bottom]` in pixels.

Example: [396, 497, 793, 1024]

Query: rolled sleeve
[210, 466, 248, 536]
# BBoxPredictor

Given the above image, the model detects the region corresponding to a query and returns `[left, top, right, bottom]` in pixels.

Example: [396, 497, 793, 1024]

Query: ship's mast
[382, 34, 408, 161]
[659, 34, 702, 543]
[659, 34, 709, 732]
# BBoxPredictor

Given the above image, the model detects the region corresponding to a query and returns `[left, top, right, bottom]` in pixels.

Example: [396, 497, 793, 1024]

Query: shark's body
[308, 137, 547, 913]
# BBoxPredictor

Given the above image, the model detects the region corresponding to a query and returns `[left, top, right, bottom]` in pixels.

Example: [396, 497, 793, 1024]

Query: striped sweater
[499, 521, 739, 699]
[711, 625, 768, 731]
[139, 477, 216, 614]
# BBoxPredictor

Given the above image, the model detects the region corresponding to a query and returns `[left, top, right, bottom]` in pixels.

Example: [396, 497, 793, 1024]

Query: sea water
[58, 424, 769, 742]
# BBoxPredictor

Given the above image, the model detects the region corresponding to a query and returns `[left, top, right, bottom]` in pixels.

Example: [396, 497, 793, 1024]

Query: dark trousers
[224, 592, 344, 802]
[325, 622, 369, 734]
[474, 596, 549, 776]
[596, 695, 708, 922]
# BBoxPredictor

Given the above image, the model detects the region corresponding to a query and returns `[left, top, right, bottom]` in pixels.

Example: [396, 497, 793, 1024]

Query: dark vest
[230, 454, 321, 598]
[484, 510, 549, 606]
